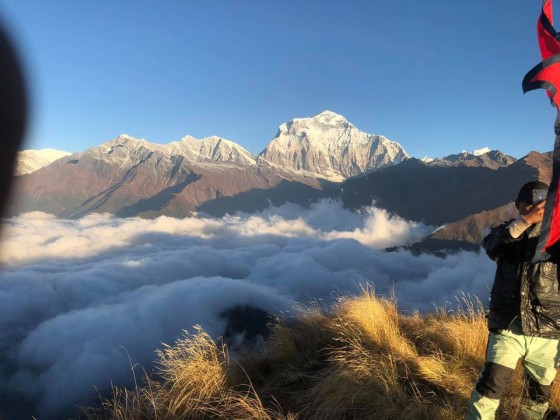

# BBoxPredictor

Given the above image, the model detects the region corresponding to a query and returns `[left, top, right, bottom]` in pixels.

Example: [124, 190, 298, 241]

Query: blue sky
[1, 0, 558, 158]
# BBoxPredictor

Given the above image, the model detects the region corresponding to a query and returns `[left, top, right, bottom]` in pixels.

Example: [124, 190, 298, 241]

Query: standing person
[466, 180, 560, 419]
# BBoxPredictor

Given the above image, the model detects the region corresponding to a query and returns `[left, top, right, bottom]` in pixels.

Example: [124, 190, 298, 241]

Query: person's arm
[507, 215, 531, 239]
[483, 201, 546, 260]
[483, 221, 523, 261]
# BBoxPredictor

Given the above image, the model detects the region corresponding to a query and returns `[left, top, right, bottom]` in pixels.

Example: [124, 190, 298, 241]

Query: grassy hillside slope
[83, 287, 560, 419]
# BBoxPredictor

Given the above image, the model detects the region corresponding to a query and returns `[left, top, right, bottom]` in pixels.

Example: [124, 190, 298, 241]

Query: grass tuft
[83, 286, 560, 419]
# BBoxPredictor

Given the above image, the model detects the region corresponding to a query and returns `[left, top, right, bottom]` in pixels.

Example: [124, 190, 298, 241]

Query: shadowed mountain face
[424, 150, 517, 169]
[430, 203, 518, 243]
[341, 151, 552, 253]
[10, 112, 406, 219]
[11, 144, 330, 219]
[199, 178, 340, 217]
[10, 107, 551, 236]
[341, 152, 551, 227]
[12, 147, 550, 241]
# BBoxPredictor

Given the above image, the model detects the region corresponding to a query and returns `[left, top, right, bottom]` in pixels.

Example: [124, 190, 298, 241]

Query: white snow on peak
[99, 135, 152, 156]
[420, 156, 434, 163]
[309, 110, 353, 127]
[278, 111, 354, 142]
[472, 147, 491, 156]
[460, 147, 491, 156]
[87, 134, 256, 167]
[260, 110, 408, 180]
[170, 135, 256, 165]
[22, 110, 410, 180]
[16, 149, 72, 175]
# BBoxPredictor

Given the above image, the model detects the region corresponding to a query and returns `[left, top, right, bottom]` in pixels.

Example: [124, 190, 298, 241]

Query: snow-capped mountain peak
[458, 147, 492, 157]
[277, 111, 354, 145]
[259, 110, 408, 181]
[472, 147, 491, 156]
[307, 110, 354, 127]
[82, 134, 256, 167]
[424, 148, 516, 169]
[102, 134, 148, 152]
[170, 135, 256, 165]
[16, 148, 72, 175]
[421, 148, 492, 165]
[17, 111, 409, 183]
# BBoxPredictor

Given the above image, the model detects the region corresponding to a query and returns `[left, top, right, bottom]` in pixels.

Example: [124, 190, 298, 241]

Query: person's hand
[522, 201, 546, 224]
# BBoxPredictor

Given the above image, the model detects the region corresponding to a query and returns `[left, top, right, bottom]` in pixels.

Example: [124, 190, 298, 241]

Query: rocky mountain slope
[345, 151, 551, 253]
[12, 111, 399, 218]
[259, 111, 408, 181]
[429, 202, 518, 244]
[13, 111, 550, 247]
[341, 151, 551, 227]
[12, 134, 332, 218]
[422, 153, 549, 248]
[422, 149, 516, 169]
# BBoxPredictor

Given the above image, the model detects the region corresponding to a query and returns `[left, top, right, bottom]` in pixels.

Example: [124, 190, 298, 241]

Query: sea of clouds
[0, 200, 495, 418]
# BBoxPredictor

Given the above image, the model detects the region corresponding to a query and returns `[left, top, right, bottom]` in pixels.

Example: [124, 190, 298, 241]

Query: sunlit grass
[83, 286, 560, 419]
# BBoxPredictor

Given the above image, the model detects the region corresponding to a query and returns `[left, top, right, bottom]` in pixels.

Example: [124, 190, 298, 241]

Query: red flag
[538, 0, 560, 59]
[523, 56, 560, 108]
[523, 1, 560, 261]
[532, 114, 560, 262]
[523, 0, 560, 107]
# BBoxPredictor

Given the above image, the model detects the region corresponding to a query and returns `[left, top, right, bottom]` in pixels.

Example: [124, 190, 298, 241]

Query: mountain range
[11, 111, 407, 218]
[12, 110, 548, 251]
[344, 151, 551, 252]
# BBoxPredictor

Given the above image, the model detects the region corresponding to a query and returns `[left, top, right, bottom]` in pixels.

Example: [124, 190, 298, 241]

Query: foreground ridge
[82, 287, 560, 419]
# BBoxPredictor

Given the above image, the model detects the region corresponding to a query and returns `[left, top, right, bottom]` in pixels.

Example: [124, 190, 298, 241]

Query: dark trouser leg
[466, 362, 515, 419]
[466, 326, 524, 419]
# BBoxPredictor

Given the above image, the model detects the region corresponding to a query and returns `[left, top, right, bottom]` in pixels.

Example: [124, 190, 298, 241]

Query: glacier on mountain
[16, 149, 71, 175]
[258, 110, 409, 181]
[19, 111, 408, 182]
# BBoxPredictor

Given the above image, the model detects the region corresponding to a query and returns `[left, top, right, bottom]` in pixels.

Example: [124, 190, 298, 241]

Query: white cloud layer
[0, 200, 494, 418]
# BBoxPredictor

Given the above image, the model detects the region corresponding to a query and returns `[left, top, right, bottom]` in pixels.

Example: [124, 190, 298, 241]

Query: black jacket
[483, 220, 560, 338]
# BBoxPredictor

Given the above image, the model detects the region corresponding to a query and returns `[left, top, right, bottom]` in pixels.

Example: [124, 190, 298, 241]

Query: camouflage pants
[466, 318, 560, 420]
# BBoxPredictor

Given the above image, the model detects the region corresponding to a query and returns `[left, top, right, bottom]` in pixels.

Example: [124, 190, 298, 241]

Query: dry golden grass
[83, 286, 560, 420]
[83, 325, 294, 420]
